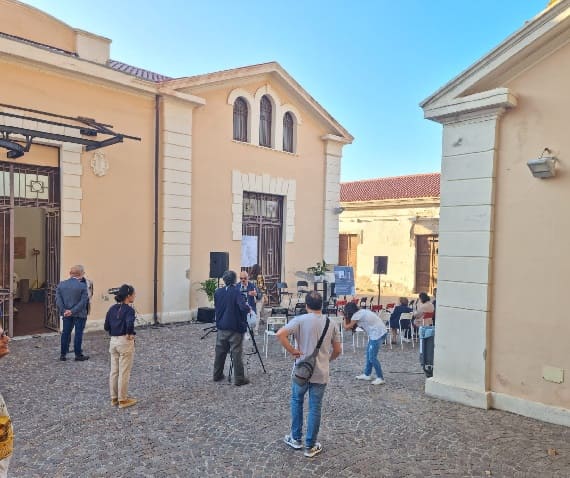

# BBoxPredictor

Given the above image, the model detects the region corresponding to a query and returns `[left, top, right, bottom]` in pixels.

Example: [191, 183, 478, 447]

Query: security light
[527, 148, 557, 179]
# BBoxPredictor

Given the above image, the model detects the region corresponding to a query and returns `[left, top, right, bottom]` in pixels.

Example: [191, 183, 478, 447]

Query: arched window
[283, 112, 294, 153]
[233, 97, 248, 142]
[259, 95, 272, 147]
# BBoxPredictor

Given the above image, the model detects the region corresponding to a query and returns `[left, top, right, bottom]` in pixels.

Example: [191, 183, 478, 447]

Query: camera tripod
[228, 323, 267, 381]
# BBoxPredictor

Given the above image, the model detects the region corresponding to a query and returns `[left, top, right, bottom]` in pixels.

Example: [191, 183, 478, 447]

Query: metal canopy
[0, 103, 141, 159]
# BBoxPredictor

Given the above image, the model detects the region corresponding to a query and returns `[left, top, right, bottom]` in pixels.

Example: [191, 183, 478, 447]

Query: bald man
[56, 265, 90, 361]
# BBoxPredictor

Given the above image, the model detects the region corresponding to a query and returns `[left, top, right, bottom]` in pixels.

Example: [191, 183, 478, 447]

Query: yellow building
[339, 173, 439, 298]
[0, 0, 352, 337]
[421, 0, 570, 426]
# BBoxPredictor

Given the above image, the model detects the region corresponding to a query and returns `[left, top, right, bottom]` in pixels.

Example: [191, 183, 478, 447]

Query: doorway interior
[0, 163, 60, 337]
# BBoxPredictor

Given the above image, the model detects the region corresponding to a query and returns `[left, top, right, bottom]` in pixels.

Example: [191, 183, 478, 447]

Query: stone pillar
[423, 91, 517, 408]
[160, 97, 195, 323]
[322, 135, 349, 264]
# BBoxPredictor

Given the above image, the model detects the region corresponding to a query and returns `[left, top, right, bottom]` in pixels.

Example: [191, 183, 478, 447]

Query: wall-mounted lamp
[333, 206, 345, 215]
[527, 148, 558, 179]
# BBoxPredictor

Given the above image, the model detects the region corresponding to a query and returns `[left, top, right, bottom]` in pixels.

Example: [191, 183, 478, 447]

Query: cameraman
[213, 270, 251, 386]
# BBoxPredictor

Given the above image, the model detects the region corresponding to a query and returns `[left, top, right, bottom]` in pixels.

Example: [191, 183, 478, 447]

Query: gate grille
[242, 192, 283, 305]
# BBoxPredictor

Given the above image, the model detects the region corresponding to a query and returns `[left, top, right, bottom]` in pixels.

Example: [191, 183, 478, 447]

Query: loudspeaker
[209, 252, 229, 278]
[197, 307, 215, 323]
[374, 256, 388, 275]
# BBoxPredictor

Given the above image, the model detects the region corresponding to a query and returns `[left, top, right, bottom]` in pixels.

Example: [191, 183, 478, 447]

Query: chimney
[74, 29, 111, 64]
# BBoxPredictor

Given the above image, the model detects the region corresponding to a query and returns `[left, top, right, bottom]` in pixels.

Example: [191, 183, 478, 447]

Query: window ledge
[231, 140, 299, 157]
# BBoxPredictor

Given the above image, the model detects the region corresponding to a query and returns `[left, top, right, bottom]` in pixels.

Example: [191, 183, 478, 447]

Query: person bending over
[343, 302, 388, 385]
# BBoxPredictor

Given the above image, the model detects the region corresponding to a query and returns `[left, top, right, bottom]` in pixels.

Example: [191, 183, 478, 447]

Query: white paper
[241, 235, 258, 267]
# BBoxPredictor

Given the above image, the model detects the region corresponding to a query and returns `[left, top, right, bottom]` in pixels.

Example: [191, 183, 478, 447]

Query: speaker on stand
[374, 256, 388, 307]
[209, 252, 229, 285]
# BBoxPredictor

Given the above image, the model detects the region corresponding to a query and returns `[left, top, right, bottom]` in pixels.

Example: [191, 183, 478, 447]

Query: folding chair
[379, 310, 392, 349]
[295, 280, 309, 301]
[359, 297, 368, 309]
[264, 316, 287, 358]
[276, 282, 293, 308]
[398, 312, 414, 349]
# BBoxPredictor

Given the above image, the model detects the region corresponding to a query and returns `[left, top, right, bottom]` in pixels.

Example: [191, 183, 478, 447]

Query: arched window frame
[233, 97, 249, 142]
[282, 111, 296, 153]
[259, 95, 273, 148]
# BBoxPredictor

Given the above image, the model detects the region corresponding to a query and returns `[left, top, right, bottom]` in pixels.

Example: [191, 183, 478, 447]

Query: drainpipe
[153, 94, 161, 325]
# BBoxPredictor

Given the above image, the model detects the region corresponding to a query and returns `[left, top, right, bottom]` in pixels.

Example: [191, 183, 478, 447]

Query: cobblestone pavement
[3, 322, 570, 477]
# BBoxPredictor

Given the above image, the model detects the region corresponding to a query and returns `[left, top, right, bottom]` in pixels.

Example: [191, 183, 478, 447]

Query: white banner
[241, 235, 258, 267]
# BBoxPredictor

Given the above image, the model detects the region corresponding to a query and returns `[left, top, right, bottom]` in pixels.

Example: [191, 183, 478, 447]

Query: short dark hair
[399, 297, 409, 306]
[222, 270, 236, 287]
[305, 291, 323, 311]
[419, 292, 430, 303]
[344, 302, 359, 320]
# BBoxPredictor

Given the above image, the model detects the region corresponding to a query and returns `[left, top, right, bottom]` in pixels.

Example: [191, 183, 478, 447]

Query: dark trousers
[61, 316, 87, 357]
[213, 329, 245, 383]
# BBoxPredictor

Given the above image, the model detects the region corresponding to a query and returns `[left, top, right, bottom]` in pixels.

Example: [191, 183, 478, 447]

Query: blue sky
[24, 0, 549, 180]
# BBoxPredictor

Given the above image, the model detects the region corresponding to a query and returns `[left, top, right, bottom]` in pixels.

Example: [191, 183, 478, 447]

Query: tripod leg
[247, 325, 267, 373]
[228, 355, 233, 383]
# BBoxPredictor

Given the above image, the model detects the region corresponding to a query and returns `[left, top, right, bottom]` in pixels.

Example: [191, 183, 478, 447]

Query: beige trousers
[0, 455, 10, 478]
[109, 336, 135, 401]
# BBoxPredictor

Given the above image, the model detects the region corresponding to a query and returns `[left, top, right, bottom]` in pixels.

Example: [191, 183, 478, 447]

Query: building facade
[0, 0, 352, 336]
[339, 173, 439, 298]
[421, 0, 570, 426]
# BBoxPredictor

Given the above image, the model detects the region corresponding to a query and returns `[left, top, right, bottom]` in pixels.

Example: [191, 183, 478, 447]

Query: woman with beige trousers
[104, 284, 137, 409]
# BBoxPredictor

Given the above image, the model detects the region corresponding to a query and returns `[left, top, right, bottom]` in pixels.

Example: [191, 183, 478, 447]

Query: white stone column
[423, 92, 516, 409]
[322, 135, 348, 264]
[160, 97, 195, 323]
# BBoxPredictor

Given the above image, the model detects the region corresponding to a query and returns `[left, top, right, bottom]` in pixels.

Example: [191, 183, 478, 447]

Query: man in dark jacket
[213, 270, 251, 386]
[56, 264, 89, 361]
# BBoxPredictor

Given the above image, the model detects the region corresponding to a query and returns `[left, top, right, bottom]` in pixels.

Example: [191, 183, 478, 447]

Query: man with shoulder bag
[276, 291, 342, 458]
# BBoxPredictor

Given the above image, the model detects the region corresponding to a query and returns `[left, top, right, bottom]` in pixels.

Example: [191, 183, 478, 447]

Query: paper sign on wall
[241, 235, 258, 267]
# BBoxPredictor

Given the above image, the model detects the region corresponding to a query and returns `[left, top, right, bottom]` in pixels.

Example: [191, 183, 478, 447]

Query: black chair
[293, 302, 307, 317]
[276, 282, 293, 307]
[296, 280, 309, 300]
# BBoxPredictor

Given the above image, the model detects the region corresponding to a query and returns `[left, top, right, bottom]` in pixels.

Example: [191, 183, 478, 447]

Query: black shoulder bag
[292, 317, 330, 386]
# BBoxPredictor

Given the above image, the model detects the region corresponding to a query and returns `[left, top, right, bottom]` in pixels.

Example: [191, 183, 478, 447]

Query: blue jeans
[290, 381, 326, 448]
[364, 335, 385, 378]
[61, 316, 87, 357]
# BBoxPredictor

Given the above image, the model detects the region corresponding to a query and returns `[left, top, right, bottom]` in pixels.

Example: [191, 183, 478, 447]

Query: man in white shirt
[343, 302, 388, 385]
[277, 291, 342, 458]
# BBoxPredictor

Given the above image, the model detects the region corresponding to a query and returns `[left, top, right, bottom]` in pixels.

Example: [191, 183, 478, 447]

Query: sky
[22, 0, 550, 181]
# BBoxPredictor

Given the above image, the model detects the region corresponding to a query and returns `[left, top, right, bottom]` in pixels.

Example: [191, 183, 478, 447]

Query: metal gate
[242, 192, 283, 304]
[0, 162, 60, 335]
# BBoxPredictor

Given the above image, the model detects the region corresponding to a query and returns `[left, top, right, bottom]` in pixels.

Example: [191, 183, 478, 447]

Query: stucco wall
[492, 41, 570, 408]
[340, 203, 439, 296]
[189, 80, 330, 307]
[0, 0, 76, 53]
[0, 59, 156, 323]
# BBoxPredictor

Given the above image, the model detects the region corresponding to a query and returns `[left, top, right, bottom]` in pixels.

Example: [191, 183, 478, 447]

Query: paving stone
[1, 322, 569, 477]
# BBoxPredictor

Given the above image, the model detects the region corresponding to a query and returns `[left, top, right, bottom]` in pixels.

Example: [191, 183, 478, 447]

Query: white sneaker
[355, 374, 372, 381]
[371, 378, 385, 385]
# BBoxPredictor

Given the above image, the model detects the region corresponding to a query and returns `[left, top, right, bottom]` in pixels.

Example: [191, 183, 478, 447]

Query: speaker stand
[377, 273, 381, 309]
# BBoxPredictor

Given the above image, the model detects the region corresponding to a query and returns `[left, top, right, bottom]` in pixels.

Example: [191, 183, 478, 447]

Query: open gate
[0, 163, 60, 335]
[242, 192, 284, 304]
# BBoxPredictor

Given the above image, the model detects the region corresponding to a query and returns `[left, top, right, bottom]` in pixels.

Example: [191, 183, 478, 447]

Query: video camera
[108, 287, 121, 295]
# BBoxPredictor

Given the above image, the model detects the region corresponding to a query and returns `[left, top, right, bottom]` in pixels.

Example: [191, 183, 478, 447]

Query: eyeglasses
[240, 277, 247, 280]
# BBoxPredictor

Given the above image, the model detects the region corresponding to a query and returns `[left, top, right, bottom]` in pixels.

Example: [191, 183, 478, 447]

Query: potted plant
[307, 260, 331, 282]
[198, 278, 218, 306]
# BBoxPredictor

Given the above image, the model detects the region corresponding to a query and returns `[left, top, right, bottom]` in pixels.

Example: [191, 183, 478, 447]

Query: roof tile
[341, 173, 440, 202]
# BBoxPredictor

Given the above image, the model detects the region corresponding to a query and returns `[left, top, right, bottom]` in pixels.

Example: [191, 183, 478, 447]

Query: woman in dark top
[389, 297, 412, 344]
[104, 284, 137, 409]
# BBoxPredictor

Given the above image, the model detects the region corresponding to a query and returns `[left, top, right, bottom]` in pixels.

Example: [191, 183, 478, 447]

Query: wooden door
[339, 234, 359, 273]
[415, 235, 438, 294]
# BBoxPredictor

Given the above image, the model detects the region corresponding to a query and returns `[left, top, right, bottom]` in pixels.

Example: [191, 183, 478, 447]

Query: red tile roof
[341, 173, 440, 202]
[107, 60, 172, 82]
